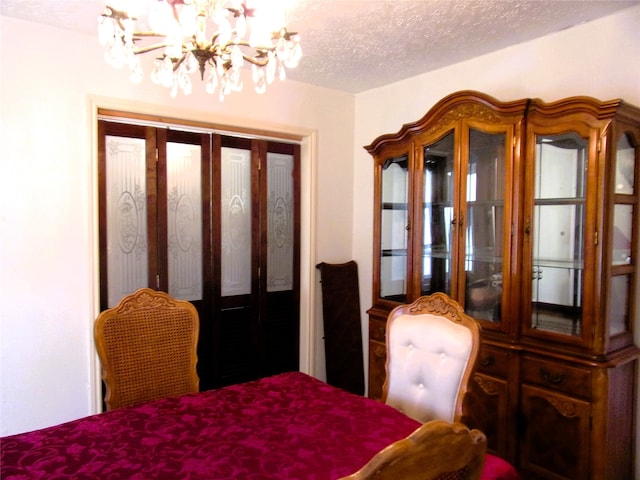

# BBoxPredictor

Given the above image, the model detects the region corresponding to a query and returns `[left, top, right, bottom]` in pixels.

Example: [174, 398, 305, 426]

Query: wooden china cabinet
[365, 91, 640, 479]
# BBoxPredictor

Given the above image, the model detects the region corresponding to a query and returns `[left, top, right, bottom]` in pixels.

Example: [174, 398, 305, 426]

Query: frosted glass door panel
[221, 147, 252, 297]
[380, 156, 409, 301]
[267, 152, 294, 292]
[105, 135, 148, 307]
[531, 133, 587, 336]
[167, 142, 203, 301]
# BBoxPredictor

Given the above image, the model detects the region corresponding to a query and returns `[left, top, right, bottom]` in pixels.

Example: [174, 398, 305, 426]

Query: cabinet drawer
[521, 355, 591, 399]
[476, 346, 510, 378]
[369, 318, 387, 343]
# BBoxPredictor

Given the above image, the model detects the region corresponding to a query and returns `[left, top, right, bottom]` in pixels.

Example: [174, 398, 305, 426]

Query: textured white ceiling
[1, 0, 638, 93]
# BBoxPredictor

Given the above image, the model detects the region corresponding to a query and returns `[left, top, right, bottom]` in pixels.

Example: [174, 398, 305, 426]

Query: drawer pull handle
[480, 357, 495, 367]
[541, 368, 566, 385]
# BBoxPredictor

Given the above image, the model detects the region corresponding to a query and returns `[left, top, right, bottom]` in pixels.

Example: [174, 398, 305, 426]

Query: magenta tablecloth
[1, 372, 518, 479]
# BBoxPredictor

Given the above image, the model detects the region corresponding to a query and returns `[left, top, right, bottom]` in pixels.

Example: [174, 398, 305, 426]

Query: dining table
[1, 371, 519, 479]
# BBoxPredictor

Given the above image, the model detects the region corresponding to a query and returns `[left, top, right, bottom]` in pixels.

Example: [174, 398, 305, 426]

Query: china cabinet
[365, 91, 640, 479]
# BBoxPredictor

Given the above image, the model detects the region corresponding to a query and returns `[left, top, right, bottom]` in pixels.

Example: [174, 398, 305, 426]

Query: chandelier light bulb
[266, 53, 276, 84]
[170, 79, 179, 98]
[196, 14, 207, 44]
[148, 1, 174, 33]
[235, 13, 247, 39]
[231, 45, 244, 68]
[129, 56, 144, 84]
[98, 0, 301, 100]
[205, 70, 218, 94]
[179, 5, 198, 31]
[97, 15, 113, 47]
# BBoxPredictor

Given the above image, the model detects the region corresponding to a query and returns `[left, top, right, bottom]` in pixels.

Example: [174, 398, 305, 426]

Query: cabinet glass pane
[615, 134, 635, 194]
[609, 275, 631, 336]
[105, 135, 148, 307]
[267, 152, 294, 293]
[422, 131, 454, 296]
[167, 141, 203, 301]
[380, 155, 409, 301]
[531, 133, 587, 336]
[221, 147, 252, 297]
[612, 204, 633, 266]
[465, 129, 505, 321]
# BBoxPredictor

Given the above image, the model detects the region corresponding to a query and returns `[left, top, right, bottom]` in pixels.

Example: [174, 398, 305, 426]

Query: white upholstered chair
[382, 292, 481, 423]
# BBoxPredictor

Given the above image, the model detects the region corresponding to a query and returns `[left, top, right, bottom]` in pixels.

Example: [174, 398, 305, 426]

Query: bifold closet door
[213, 138, 300, 386]
[260, 143, 300, 377]
[99, 121, 299, 390]
[98, 121, 213, 385]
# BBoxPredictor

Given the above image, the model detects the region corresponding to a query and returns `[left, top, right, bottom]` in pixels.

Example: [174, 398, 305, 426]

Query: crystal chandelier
[98, 1, 302, 101]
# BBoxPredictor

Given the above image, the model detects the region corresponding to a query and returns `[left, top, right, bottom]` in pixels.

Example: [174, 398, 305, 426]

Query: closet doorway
[98, 118, 300, 390]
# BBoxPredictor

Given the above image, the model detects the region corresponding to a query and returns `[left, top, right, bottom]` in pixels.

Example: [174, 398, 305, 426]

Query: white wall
[0, 15, 354, 436]
[353, 2, 640, 469]
[1, 3, 639, 446]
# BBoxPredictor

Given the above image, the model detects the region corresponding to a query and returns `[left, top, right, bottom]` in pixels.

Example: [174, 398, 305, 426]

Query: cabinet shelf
[422, 246, 449, 257]
[381, 249, 407, 257]
[533, 259, 584, 269]
[535, 197, 586, 205]
[465, 199, 505, 207]
[531, 302, 582, 336]
[382, 202, 408, 210]
[464, 254, 504, 264]
[421, 247, 504, 265]
[423, 201, 454, 207]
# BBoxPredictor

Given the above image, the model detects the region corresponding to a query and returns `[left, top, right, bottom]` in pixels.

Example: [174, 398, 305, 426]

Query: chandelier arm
[133, 43, 175, 55]
[102, 8, 134, 29]
[173, 54, 189, 72]
[241, 54, 270, 67]
[103, 6, 132, 21]
[229, 40, 274, 51]
[115, 19, 128, 32]
[132, 31, 173, 38]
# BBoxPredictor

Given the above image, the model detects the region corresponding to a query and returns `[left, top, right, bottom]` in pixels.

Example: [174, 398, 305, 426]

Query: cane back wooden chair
[94, 288, 200, 410]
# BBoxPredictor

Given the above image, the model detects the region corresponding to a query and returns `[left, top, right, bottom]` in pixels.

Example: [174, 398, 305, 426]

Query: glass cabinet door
[464, 128, 507, 322]
[609, 133, 637, 337]
[421, 131, 454, 297]
[530, 132, 587, 337]
[379, 154, 409, 302]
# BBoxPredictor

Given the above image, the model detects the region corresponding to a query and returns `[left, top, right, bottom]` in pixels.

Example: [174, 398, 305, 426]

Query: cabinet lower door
[367, 339, 386, 401]
[464, 373, 510, 461]
[520, 385, 591, 479]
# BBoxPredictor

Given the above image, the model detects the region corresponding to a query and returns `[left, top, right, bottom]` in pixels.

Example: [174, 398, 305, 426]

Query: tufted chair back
[382, 293, 480, 423]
